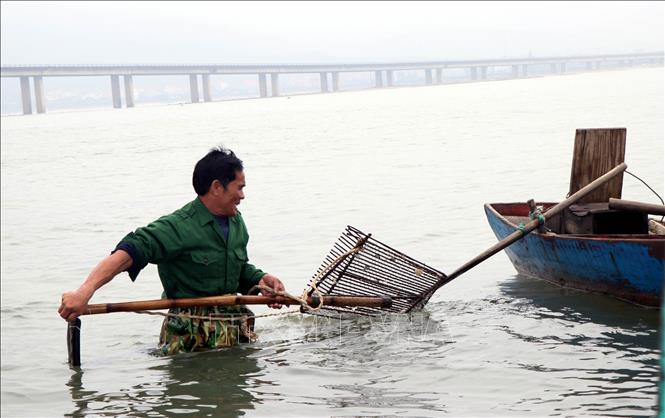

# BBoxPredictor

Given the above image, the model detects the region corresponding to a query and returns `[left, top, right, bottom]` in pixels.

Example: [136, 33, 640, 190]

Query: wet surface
[1, 68, 663, 416]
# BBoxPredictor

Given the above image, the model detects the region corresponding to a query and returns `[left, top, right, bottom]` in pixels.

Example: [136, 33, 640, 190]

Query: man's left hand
[258, 274, 286, 309]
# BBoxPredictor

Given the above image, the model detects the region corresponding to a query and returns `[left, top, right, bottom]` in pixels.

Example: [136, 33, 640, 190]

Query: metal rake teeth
[305, 225, 447, 315]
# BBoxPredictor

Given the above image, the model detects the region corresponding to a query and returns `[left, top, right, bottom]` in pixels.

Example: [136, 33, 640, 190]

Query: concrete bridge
[2, 51, 662, 115]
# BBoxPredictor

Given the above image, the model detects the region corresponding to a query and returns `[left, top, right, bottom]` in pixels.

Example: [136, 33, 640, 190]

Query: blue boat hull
[485, 203, 664, 306]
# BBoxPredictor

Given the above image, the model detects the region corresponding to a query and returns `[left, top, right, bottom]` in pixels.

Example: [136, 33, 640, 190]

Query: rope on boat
[625, 170, 665, 222]
[625, 170, 664, 206]
[529, 208, 546, 225]
[528, 205, 546, 233]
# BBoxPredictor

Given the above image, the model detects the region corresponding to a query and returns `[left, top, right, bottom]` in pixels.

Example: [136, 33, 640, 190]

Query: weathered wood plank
[568, 128, 626, 203]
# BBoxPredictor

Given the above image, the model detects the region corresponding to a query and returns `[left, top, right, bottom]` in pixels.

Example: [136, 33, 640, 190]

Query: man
[59, 146, 285, 354]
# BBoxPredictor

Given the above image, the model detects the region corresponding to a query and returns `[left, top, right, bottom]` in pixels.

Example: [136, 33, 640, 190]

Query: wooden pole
[447, 162, 627, 282]
[82, 294, 392, 315]
[609, 198, 665, 216]
[410, 162, 628, 310]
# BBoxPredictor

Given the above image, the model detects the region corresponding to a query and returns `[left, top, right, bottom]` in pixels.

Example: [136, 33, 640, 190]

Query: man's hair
[192, 146, 244, 195]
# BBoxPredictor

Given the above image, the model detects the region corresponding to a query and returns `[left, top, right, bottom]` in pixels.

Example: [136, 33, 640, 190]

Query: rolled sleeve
[116, 215, 185, 281]
[112, 242, 143, 281]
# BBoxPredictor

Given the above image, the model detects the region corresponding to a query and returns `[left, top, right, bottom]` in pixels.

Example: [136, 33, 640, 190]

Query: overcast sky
[1, 1, 663, 64]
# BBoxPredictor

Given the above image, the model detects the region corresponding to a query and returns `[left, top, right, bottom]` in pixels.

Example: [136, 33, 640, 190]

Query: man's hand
[258, 274, 286, 309]
[58, 250, 132, 321]
[59, 286, 94, 321]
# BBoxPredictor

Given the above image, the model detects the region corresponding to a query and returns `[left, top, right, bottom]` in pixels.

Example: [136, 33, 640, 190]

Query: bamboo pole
[82, 294, 392, 315]
[68, 294, 391, 367]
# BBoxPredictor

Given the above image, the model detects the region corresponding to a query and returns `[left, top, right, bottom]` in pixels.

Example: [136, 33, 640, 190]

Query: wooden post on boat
[566, 128, 629, 234]
[568, 128, 626, 204]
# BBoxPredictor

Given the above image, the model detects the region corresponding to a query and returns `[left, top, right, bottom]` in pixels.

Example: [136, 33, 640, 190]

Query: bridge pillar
[425, 69, 433, 84]
[595, 61, 601, 70]
[480, 66, 487, 80]
[550, 63, 558, 74]
[374, 71, 383, 88]
[470, 67, 478, 80]
[560, 63, 566, 73]
[586, 62, 593, 71]
[386, 70, 394, 87]
[320, 72, 329, 92]
[435, 68, 443, 84]
[270, 73, 280, 97]
[20, 77, 32, 115]
[521, 64, 528, 77]
[511, 65, 519, 78]
[123, 75, 134, 108]
[110, 75, 122, 108]
[332, 72, 340, 91]
[258, 74, 268, 97]
[202, 74, 212, 102]
[34, 76, 46, 114]
[189, 74, 200, 103]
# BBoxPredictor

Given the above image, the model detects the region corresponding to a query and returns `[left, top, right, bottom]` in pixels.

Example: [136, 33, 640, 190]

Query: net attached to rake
[304, 225, 447, 316]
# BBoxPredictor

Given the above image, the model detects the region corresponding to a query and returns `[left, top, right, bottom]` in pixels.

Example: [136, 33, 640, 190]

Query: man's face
[214, 170, 245, 216]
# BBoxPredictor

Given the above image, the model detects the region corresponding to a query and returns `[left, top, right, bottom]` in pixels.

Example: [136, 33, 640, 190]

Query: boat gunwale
[484, 202, 665, 244]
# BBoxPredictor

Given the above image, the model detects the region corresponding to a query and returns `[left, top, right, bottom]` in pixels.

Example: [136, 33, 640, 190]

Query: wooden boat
[484, 201, 665, 307]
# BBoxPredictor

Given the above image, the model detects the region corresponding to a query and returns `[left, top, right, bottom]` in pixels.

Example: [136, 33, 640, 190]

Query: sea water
[1, 67, 663, 417]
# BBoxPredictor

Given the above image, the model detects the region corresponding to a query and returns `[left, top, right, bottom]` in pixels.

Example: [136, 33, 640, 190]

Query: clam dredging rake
[66, 163, 626, 367]
[304, 225, 446, 316]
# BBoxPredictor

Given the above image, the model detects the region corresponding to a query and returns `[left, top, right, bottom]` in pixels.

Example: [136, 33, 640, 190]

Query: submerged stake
[67, 318, 81, 368]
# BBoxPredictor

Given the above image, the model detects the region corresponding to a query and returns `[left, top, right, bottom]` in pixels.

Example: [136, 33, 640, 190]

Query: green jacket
[118, 197, 265, 298]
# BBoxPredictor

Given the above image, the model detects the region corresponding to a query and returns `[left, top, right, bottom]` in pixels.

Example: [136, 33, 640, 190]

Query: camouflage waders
[158, 305, 256, 355]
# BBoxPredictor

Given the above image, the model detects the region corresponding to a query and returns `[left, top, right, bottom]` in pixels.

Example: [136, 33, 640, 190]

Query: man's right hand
[58, 250, 133, 321]
[59, 287, 93, 321]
